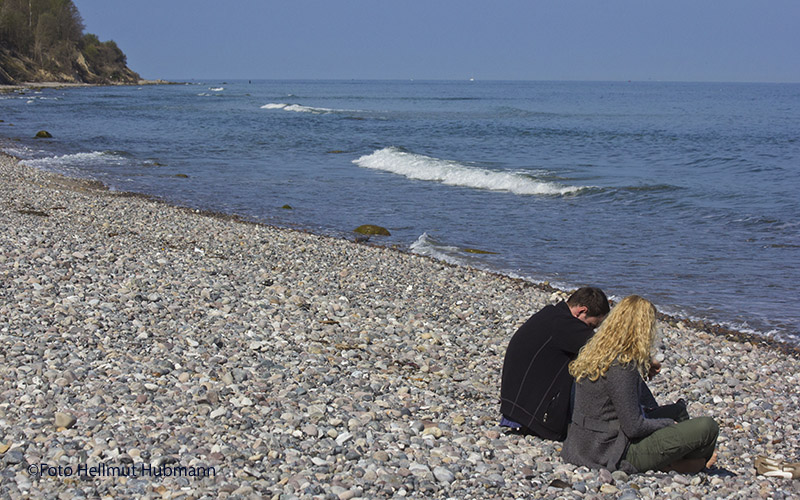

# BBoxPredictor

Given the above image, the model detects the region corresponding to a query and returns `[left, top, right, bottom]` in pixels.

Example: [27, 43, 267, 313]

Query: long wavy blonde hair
[569, 295, 657, 382]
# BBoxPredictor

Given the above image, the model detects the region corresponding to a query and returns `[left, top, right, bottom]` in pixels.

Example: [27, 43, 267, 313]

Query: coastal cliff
[0, 0, 139, 85]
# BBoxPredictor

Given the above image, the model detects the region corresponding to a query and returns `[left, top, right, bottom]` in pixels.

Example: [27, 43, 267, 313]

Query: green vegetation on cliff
[0, 0, 139, 84]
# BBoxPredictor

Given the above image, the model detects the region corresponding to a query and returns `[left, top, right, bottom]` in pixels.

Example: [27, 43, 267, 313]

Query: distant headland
[0, 0, 141, 86]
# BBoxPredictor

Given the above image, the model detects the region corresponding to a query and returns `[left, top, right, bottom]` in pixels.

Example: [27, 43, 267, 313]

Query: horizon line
[155, 77, 800, 85]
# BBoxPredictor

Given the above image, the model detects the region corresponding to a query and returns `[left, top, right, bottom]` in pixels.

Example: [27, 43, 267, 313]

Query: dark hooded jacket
[500, 301, 593, 440]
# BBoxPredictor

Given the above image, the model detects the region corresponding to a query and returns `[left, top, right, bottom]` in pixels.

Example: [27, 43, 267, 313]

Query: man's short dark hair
[566, 287, 610, 317]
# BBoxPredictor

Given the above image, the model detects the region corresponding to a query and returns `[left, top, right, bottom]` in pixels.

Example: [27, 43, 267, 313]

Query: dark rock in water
[281, 204, 293, 209]
[35, 130, 53, 138]
[174, 174, 189, 178]
[327, 150, 346, 154]
[354, 224, 390, 236]
[463, 247, 498, 255]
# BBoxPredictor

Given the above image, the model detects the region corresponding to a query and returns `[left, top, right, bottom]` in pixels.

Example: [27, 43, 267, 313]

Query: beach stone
[572, 481, 587, 493]
[4, 450, 23, 464]
[336, 432, 353, 445]
[338, 490, 357, 500]
[54, 412, 76, 429]
[232, 485, 253, 495]
[421, 426, 443, 438]
[672, 474, 691, 485]
[409, 463, 432, 479]
[618, 490, 641, 500]
[433, 466, 455, 483]
[612, 470, 629, 482]
[35, 130, 53, 138]
[600, 484, 620, 494]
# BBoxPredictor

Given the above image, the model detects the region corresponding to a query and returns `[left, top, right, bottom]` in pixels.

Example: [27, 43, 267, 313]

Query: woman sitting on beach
[561, 295, 719, 474]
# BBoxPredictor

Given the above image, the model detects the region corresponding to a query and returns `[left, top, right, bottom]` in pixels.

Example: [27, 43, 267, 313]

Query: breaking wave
[261, 103, 347, 114]
[409, 233, 472, 266]
[20, 151, 132, 177]
[353, 147, 586, 196]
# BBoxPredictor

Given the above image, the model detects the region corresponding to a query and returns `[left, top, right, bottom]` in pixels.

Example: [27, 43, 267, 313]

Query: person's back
[500, 287, 609, 440]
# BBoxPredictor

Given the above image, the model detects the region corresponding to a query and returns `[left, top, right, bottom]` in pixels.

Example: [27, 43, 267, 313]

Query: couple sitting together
[500, 287, 718, 474]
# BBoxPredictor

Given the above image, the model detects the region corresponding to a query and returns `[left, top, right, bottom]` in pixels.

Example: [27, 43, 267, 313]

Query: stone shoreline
[0, 80, 177, 92]
[1, 153, 798, 498]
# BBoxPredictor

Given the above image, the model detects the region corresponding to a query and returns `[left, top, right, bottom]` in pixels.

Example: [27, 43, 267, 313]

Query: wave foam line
[261, 103, 345, 114]
[353, 147, 584, 196]
[22, 151, 129, 170]
[409, 233, 470, 266]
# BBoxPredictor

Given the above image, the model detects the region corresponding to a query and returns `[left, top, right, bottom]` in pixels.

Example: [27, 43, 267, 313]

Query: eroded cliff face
[0, 47, 140, 85]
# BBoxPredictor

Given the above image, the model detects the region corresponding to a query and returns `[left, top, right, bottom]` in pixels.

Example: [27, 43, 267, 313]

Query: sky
[73, 0, 800, 83]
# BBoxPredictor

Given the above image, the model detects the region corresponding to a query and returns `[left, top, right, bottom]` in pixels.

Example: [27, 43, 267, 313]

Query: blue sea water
[2, 80, 799, 344]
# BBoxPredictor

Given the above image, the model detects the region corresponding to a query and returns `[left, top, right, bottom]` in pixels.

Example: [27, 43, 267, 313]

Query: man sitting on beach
[499, 287, 610, 441]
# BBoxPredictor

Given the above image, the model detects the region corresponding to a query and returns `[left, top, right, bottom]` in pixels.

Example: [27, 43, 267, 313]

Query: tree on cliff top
[0, 0, 139, 84]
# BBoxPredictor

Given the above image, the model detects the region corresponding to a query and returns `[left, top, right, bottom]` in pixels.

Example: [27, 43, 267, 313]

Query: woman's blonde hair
[569, 295, 657, 382]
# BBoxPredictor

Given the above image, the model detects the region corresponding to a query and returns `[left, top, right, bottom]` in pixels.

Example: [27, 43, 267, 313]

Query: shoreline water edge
[2, 153, 798, 497]
[0, 80, 176, 92]
[5, 79, 799, 345]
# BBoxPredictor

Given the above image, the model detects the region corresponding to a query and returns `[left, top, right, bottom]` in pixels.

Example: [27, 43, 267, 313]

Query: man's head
[566, 287, 610, 329]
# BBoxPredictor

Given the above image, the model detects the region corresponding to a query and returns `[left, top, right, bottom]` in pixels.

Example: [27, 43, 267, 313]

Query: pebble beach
[1, 152, 798, 499]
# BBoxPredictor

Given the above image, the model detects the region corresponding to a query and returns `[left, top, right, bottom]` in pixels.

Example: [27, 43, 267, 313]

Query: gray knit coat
[561, 364, 674, 473]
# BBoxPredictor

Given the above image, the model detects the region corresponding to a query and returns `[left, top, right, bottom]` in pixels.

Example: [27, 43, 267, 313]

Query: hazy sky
[73, 0, 799, 82]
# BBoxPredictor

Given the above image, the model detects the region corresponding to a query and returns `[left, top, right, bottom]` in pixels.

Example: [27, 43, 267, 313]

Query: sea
[2, 80, 799, 345]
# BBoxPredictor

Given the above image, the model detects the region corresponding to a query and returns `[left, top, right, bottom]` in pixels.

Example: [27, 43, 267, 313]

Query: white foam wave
[260, 103, 344, 114]
[409, 233, 469, 266]
[209, 87, 224, 91]
[21, 95, 59, 101]
[353, 147, 584, 196]
[1, 144, 41, 159]
[22, 151, 129, 171]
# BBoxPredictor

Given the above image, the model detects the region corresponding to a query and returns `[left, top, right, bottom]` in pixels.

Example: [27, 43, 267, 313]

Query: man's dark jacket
[500, 301, 594, 441]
